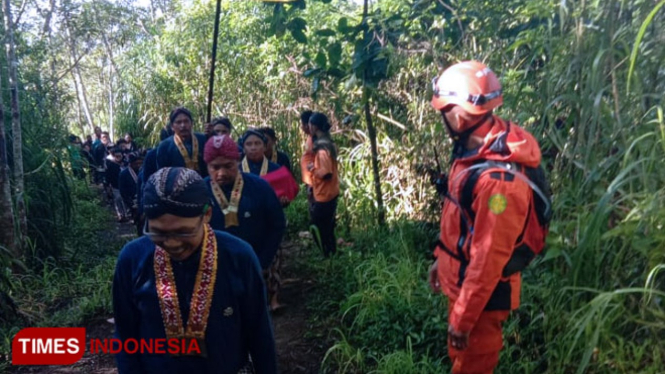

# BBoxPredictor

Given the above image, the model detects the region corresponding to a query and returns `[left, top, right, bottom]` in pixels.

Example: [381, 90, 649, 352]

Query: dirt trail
[11, 190, 326, 373]
[271, 241, 327, 374]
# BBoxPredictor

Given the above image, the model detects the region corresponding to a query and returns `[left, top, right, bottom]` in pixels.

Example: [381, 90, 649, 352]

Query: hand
[448, 325, 469, 351]
[428, 259, 440, 292]
[306, 162, 314, 171]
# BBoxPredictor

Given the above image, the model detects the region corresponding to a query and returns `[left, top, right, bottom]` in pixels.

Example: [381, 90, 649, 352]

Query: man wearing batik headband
[112, 167, 277, 373]
[203, 135, 286, 312]
[156, 107, 208, 177]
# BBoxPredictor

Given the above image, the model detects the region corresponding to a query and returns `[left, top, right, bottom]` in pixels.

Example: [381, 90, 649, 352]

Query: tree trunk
[108, 61, 114, 139]
[3, 0, 26, 252]
[65, 19, 96, 133]
[362, 0, 385, 226]
[0, 58, 16, 256]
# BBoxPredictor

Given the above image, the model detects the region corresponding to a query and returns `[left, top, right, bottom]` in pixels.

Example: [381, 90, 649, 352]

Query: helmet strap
[441, 111, 492, 158]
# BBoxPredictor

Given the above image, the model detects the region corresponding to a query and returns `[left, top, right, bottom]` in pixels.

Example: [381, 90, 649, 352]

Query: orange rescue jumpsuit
[434, 116, 542, 373]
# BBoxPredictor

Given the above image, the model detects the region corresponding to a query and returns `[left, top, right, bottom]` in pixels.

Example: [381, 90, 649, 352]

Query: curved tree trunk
[3, 0, 26, 253]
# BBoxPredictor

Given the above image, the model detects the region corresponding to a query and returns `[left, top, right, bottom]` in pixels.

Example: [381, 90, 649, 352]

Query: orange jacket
[300, 136, 314, 185]
[435, 115, 542, 333]
[311, 145, 339, 202]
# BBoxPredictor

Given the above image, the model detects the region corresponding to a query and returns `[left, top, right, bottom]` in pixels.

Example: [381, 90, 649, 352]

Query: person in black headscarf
[113, 167, 277, 374]
[259, 127, 292, 172]
[239, 129, 280, 177]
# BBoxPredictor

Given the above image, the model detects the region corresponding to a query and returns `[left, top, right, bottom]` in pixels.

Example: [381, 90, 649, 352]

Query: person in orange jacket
[306, 112, 340, 257]
[427, 61, 544, 373]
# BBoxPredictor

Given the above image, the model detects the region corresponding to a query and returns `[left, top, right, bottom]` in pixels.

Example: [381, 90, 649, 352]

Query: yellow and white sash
[210, 174, 244, 228]
[241, 156, 268, 176]
[174, 133, 199, 171]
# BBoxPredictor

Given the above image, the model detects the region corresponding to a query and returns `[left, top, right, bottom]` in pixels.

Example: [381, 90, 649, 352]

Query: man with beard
[203, 135, 286, 312]
[156, 107, 208, 177]
[113, 167, 276, 373]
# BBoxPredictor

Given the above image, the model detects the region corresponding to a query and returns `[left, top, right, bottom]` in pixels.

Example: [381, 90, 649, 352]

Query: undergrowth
[0, 180, 122, 368]
[291, 190, 665, 373]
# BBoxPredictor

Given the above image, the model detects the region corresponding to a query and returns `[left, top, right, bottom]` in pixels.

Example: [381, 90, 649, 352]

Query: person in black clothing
[212, 117, 233, 137]
[106, 148, 128, 222]
[159, 122, 174, 141]
[259, 127, 292, 172]
[93, 131, 112, 184]
[81, 142, 96, 183]
[135, 148, 157, 237]
[124, 133, 137, 152]
[119, 152, 144, 229]
[115, 139, 129, 166]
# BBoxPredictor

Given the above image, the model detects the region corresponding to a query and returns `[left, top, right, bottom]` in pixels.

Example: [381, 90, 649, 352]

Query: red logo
[12, 328, 86, 365]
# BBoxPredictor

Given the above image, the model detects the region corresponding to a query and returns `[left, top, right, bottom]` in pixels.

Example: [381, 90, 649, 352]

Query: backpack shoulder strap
[459, 160, 551, 223]
[459, 162, 488, 222]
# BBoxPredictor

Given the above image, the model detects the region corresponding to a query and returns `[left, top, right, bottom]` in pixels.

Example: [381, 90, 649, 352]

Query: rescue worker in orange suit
[427, 61, 543, 373]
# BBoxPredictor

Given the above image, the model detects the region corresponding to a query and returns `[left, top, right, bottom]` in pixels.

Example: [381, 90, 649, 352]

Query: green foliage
[1, 0, 664, 372]
[0, 182, 119, 364]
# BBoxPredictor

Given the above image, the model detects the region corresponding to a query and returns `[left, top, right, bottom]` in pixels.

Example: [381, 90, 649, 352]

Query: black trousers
[309, 195, 338, 257]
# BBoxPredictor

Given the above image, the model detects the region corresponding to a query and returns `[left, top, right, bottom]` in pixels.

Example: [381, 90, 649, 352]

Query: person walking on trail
[299, 110, 314, 190]
[239, 129, 281, 177]
[203, 135, 287, 313]
[307, 112, 340, 258]
[92, 126, 103, 148]
[156, 107, 208, 177]
[427, 61, 546, 373]
[135, 148, 159, 237]
[106, 148, 129, 222]
[93, 131, 112, 185]
[259, 127, 292, 172]
[113, 167, 277, 374]
[124, 132, 138, 153]
[212, 117, 234, 137]
[119, 152, 144, 226]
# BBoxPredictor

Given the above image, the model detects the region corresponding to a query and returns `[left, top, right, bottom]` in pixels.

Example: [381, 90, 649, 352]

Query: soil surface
[9, 189, 326, 373]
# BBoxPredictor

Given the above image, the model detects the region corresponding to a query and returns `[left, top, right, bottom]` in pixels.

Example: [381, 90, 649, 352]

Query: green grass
[0, 180, 123, 367]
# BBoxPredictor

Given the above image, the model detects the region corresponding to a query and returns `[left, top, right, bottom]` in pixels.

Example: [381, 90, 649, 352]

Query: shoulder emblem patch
[488, 194, 507, 215]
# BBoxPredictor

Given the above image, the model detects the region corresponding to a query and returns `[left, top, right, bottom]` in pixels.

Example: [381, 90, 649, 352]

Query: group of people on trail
[68, 129, 143, 223]
[107, 60, 547, 374]
[111, 106, 340, 373]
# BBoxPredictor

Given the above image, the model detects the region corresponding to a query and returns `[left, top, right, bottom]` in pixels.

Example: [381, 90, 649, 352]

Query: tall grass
[290, 0, 665, 373]
[0, 179, 121, 366]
